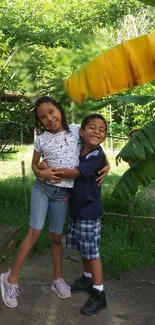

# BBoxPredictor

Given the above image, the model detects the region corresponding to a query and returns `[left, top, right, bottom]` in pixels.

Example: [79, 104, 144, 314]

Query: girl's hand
[37, 160, 48, 170]
[96, 164, 110, 186]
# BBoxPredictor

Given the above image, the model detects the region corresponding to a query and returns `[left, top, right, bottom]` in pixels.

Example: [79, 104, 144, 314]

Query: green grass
[100, 217, 155, 278]
[0, 145, 155, 278]
[0, 177, 51, 251]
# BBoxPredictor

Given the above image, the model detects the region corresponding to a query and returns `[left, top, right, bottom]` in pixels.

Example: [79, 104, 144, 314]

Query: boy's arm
[96, 155, 110, 186]
[32, 150, 63, 180]
[51, 151, 107, 180]
[55, 167, 81, 179]
[58, 153, 104, 179]
[36, 159, 80, 179]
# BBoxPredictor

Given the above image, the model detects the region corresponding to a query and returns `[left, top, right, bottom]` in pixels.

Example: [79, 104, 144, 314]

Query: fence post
[128, 195, 135, 225]
[21, 160, 27, 208]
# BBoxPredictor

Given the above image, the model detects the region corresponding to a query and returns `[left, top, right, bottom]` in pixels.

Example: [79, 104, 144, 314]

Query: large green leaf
[90, 95, 155, 111]
[138, 0, 155, 6]
[112, 152, 155, 200]
[113, 120, 155, 200]
[116, 120, 155, 164]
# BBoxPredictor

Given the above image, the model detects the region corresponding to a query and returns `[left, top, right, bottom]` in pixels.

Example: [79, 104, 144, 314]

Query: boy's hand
[96, 164, 110, 186]
[39, 168, 64, 183]
[127, 159, 134, 167]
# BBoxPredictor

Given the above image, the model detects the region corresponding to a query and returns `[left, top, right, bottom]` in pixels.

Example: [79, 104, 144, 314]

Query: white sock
[93, 284, 104, 292]
[83, 271, 92, 278]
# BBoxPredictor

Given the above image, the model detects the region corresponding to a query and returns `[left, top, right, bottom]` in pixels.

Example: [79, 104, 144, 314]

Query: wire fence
[104, 181, 155, 223]
[0, 118, 127, 155]
[1, 145, 155, 223]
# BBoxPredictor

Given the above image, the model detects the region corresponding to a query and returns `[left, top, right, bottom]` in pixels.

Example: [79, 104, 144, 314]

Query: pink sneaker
[51, 278, 71, 299]
[0, 269, 20, 308]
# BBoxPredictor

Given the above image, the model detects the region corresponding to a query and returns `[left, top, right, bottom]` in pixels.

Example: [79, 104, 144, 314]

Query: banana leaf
[90, 95, 155, 111]
[112, 152, 155, 200]
[116, 120, 155, 164]
[138, 0, 155, 6]
[64, 33, 155, 103]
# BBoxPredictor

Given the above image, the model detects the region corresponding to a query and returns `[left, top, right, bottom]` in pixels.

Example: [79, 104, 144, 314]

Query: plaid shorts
[66, 218, 101, 260]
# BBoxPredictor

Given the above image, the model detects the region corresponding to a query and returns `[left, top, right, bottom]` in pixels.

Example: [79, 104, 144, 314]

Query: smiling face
[36, 102, 64, 133]
[80, 118, 106, 148]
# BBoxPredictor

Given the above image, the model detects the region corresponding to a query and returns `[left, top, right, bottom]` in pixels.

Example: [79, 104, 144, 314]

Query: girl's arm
[31, 150, 42, 177]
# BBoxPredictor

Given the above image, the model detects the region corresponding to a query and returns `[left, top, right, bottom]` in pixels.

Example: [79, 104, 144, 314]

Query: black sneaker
[80, 288, 107, 316]
[70, 275, 93, 293]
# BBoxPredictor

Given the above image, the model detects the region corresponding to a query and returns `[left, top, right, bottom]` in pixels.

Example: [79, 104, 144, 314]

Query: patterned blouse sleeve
[69, 124, 80, 138]
[34, 136, 42, 153]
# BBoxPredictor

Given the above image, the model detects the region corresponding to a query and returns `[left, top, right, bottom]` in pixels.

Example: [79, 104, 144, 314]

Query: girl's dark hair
[81, 113, 107, 131]
[34, 96, 70, 133]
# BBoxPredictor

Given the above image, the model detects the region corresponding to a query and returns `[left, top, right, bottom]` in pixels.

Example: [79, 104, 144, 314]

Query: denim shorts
[29, 179, 69, 234]
[66, 218, 101, 259]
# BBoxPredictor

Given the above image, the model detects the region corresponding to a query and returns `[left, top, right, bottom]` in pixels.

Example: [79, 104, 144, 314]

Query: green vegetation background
[1, 146, 154, 278]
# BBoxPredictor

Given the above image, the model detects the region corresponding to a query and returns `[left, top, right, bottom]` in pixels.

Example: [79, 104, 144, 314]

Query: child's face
[36, 102, 63, 133]
[80, 118, 106, 147]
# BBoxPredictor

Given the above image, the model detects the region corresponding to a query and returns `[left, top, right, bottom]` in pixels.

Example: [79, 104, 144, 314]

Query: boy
[56, 113, 108, 315]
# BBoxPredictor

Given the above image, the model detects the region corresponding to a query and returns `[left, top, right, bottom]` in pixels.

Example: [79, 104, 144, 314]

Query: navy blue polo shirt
[69, 146, 106, 221]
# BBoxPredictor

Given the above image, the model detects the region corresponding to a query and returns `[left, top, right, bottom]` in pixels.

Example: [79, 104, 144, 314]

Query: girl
[0, 96, 109, 308]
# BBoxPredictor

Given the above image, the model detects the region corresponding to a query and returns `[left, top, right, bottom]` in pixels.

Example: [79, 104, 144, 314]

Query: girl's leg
[48, 188, 71, 298]
[0, 180, 49, 308]
[0, 228, 42, 309]
[8, 180, 50, 284]
[48, 187, 68, 280]
[8, 228, 41, 284]
[49, 232, 63, 280]
[50, 232, 71, 298]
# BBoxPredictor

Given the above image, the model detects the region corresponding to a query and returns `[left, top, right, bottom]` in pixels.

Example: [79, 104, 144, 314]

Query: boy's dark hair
[34, 96, 70, 133]
[81, 113, 107, 131]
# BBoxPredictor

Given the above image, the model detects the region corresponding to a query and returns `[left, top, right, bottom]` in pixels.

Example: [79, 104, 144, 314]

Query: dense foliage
[0, 0, 155, 144]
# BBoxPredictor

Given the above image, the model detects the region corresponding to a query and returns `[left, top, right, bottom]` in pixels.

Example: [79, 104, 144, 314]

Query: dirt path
[0, 249, 155, 325]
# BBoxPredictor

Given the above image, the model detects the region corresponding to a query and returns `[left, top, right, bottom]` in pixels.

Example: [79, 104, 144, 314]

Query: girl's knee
[50, 233, 62, 245]
[27, 227, 42, 242]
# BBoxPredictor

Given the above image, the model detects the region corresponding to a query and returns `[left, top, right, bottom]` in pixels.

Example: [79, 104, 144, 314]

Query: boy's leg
[71, 257, 103, 292]
[82, 259, 92, 275]
[70, 258, 93, 293]
[49, 188, 71, 299]
[0, 179, 49, 308]
[80, 219, 107, 316]
[68, 220, 93, 293]
[91, 258, 103, 286]
[80, 257, 107, 316]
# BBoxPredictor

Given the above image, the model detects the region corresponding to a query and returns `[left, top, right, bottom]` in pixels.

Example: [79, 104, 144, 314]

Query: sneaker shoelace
[9, 284, 20, 299]
[88, 290, 100, 307]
